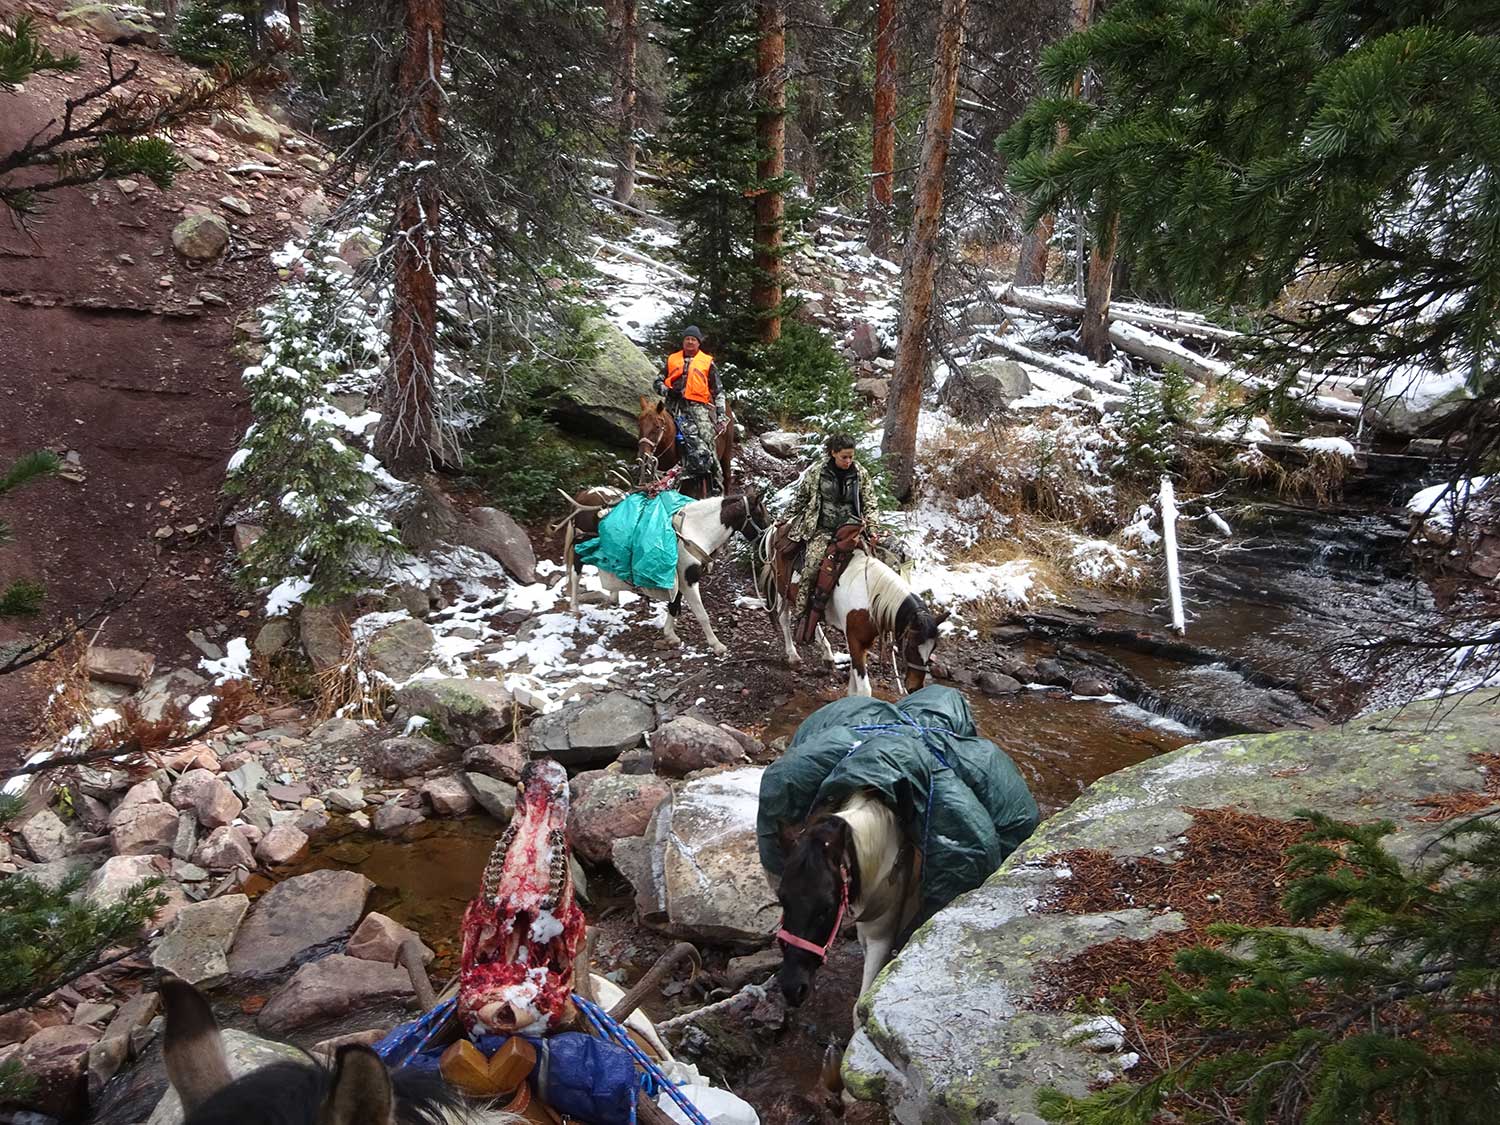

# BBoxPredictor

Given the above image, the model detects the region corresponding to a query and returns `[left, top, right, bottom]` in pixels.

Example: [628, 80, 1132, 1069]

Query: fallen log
[975, 332, 1132, 397]
[589, 237, 695, 286]
[1003, 284, 1243, 343]
[1110, 320, 1232, 384]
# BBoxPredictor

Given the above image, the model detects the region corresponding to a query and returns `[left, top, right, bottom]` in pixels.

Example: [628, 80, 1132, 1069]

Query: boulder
[257, 955, 414, 1035]
[366, 618, 436, 682]
[255, 824, 310, 866]
[299, 604, 350, 671]
[1071, 676, 1111, 698]
[849, 321, 883, 360]
[254, 618, 294, 657]
[323, 787, 366, 813]
[759, 431, 801, 459]
[370, 735, 462, 778]
[196, 826, 255, 871]
[568, 773, 671, 863]
[651, 717, 746, 777]
[119, 778, 166, 809]
[145, 1029, 305, 1125]
[395, 678, 516, 746]
[170, 213, 231, 262]
[309, 717, 367, 747]
[172, 811, 198, 860]
[17, 854, 101, 891]
[210, 105, 282, 153]
[553, 318, 659, 447]
[372, 804, 424, 837]
[463, 773, 518, 822]
[938, 359, 1033, 422]
[460, 507, 538, 583]
[420, 775, 475, 817]
[1371, 375, 1473, 436]
[525, 693, 656, 768]
[59, 5, 155, 46]
[226, 760, 269, 798]
[462, 741, 526, 782]
[172, 769, 243, 829]
[227, 870, 374, 976]
[84, 646, 155, 687]
[82, 854, 174, 913]
[17, 1024, 100, 1118]
[346, 912, 434, 965]
[855, 377, 889, 404]
[619, 767, 775, 945]
[109, 800, 180, 856]
[19, 809, 78, 863]
[150, 894, 251, 987]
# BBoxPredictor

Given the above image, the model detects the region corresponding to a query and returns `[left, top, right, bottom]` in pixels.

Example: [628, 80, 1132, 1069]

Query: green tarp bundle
[574, 491, 694, 591]
[757, 685, 1041, 924]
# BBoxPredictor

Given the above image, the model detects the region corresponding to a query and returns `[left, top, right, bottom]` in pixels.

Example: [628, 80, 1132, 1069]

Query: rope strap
[573, 994, 713, 1125]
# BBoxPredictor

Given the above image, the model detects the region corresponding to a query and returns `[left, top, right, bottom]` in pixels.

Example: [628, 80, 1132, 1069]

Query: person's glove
[714, 416, 729, 436]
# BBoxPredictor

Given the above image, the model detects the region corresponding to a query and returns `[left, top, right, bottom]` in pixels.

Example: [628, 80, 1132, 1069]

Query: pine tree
[1002, 0, 1500, 417]
[0, 452, 61, 619]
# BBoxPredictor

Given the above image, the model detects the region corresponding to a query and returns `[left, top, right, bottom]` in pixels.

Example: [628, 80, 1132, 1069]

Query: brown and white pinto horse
[635, 394, 735, 499]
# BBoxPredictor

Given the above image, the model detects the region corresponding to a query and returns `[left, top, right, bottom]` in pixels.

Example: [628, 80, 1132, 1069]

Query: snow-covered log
[1108, 320, 1233, 384]
[589, 236, 696, 285]
[1002, 285, 1243, 342]
[1160, 476, 1185, 635]
[976, 333, 1132, 397]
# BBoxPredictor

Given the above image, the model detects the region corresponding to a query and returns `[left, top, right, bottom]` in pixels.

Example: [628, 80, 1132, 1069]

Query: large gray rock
[370, 735, 462, 778]
[257, 954, 414, 1035]
[255, 824, 310, 866]
[1371, 377, 1474, 435]
[938, 358, 1032, 422]
[171, 213, 230, 262]
[460, 507, 538, 583]
[526, 693, 656, 768]
[554, 318, 659, 447]
[395, 678, 516, 746]
[568, 772, 670, 863]
[171, 769, 243, 829]
[18, 809, 78, 863]
[210, 104, 283, 153]
[59, 5, 156, 46]
[760, 430, 802, 459]
[299, 604, 350, 671]
[463, 741, 527, 782]
[195, 826, 256, 872]
[650, 716, 746, 777]
[146, 1030, 305, 1125]
[227, 870, 374, 976]
[845, 695, 1500, 1123]
[346, 912, 434, 965]
[849, 321, 883, 360]
[618, 767, 775, 945]
[150, 894, 251, 987]
[365, 618, 435, 682]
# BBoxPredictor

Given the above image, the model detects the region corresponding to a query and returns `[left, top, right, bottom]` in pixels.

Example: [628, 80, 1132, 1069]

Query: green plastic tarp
[574, 491, 694, 591]
[757, 685, 1041, 924]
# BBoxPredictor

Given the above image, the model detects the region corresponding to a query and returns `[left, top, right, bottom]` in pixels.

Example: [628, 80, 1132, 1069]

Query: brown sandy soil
[0, 1, 328, 762]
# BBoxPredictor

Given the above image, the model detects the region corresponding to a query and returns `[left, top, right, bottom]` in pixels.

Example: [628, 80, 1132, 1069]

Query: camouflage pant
[675, 402, 722, 495]
[792, 530, 834, 621]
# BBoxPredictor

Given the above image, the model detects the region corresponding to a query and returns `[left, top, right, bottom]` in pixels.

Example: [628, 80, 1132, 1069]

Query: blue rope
[373, 997, 458, 1068]
[572, 994, 712, 1125]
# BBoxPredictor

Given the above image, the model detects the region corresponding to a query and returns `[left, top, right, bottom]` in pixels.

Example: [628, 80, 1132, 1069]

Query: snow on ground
[1407, 477, 1490, 532]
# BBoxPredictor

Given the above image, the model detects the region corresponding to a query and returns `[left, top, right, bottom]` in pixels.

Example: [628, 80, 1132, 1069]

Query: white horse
[756, 536, 946, 696]
[563, 489, 768, 655]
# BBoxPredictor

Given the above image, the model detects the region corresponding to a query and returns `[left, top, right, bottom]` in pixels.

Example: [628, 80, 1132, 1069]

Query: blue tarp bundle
[757, 685, 1041, 925]
[574, 491, 694, 591]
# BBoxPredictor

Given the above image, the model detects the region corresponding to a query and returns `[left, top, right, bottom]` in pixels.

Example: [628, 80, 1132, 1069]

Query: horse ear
[778, 820, 801, 855]
[639, 394, 652, 412]
[934, 608, 951, 626]
[161, 978, 235, 1113]
[318, 1046, 396, 1125]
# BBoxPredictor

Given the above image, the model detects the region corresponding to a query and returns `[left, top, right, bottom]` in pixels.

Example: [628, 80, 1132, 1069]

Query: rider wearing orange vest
[654, 326, 727, 494]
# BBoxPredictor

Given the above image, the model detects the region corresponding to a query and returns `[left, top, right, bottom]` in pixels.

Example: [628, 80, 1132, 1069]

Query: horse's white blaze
[834, 792, 919, 1004]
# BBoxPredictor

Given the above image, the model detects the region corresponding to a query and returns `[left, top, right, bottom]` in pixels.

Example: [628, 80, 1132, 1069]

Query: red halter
[776, 865, 850, 962]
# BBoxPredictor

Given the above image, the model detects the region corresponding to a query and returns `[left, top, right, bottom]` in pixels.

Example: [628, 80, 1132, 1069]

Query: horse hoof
[711, 644, 729, 657]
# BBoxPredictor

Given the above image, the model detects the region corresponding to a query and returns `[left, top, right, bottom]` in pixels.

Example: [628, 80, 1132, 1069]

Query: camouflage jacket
[785, 458, 876, 542]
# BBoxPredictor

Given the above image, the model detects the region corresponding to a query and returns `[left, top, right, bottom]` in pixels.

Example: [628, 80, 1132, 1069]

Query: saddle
[797, 523, 873, 644]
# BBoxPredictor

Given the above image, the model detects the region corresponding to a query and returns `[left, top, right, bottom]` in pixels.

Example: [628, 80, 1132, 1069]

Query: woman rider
[784, 432, 879, 629]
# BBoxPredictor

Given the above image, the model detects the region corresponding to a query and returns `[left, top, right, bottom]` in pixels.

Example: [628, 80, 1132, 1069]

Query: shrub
[737, 318, 865, 434]
[170, 1, 256, 68]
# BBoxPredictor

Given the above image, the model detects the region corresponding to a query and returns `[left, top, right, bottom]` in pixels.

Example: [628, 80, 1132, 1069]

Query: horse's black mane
[184, 1059, 457, 1125]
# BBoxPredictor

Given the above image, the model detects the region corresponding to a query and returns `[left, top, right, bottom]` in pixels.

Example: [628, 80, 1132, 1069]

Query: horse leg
[777, 601, 800, 667]
[682, 565, 728, 655]
[565, 521, 580, 612]
[854, 917, 898, 1008]
[816, 624, 837, 667]
[845, 611, 875, 697]
[658, 589, 684, 649]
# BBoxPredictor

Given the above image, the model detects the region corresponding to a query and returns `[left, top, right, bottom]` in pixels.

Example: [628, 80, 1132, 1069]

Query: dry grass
[313, 627, 389, 722]
[40, 635, 97, 746]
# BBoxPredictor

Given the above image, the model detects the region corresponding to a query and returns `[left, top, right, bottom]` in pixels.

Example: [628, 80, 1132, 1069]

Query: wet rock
[109, 801, 181, 856]
[145, 1029, 305, 1125]
[526, 693, 656, 768]
[19, 809, 77, 862]
[620, 767, 775, 945]
[395, 678, 516, 747]
[651, 717, 746, 777]
[346, 912, 434, 965]
[17, 1024, 99, 1118]
[420, 775, 474, 817]
[569, 773, 670, 863]
[257, 955, 414, 1035]
[255, 824, 309, 867]
[196, 826, 255, 872]
[1071, 676, 1111, 697]
[227, 870, 374, 976]
[463, 773, 518, 822]
[366, 618, 436, 682]
[977, 672, 1022, 696]
[849, 321, 883, 360]
[373, 804, 424, 837]
[171, 212, 231, 261]
[462, 741, 526, 782]
[172, 769, 244, 829]
[371, 735, 462, 778]
[460, 507, 538, 583]
[1034, 658, 1068, 685]
[938, 359, 1032, 422]
[760, 431, 801, 459]
[85, 646, 155, 687]
[299, 604, 350, 670]
[150, 894, 250, 987]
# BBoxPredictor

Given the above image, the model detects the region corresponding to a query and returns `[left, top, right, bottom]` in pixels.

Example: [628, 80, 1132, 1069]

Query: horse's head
[161, 978, 460, 1125]
[715, 487, 772, 543]
[636, 394, 672, 483]
[774, 816, 854, 1007]
[896, 597, 948, 694]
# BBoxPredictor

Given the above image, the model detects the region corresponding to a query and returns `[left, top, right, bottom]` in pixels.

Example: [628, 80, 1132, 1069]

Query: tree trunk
[880, 0, 966, 501]
[1080, 211, 1118, 365]
[752, 0, 786, 344]
[1012, 0, 1093, 287]
[606, 0, 638, 206]
[377, 0, 445, 477]
[866, 0, 897, 256]
[285, 0, 301, 41]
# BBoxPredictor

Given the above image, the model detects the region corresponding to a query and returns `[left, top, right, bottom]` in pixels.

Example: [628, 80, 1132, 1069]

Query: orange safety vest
[665, 350, 715, 406]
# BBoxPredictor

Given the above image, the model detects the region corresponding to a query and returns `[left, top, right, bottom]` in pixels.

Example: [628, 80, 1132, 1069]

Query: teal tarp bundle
[757, 685, 1041, 924]
[574, 491, 694, 591]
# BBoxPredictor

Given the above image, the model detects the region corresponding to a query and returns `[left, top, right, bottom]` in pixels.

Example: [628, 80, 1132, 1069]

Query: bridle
[776, 864, 850, 963]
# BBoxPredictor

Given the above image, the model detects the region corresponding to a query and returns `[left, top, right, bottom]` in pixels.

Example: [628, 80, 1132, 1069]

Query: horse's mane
[854, 552, 922, 636]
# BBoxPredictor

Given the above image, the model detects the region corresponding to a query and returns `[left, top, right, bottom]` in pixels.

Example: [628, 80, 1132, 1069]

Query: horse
[635, 394, 735, 499]
[562, 489, 770, 655]
[771, 789, 922, 1019]
[755, 533, 947, 697]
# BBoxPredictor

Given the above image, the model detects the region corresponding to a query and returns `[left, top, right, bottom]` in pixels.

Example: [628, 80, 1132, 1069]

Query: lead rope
[573, 994, 713, 1125]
